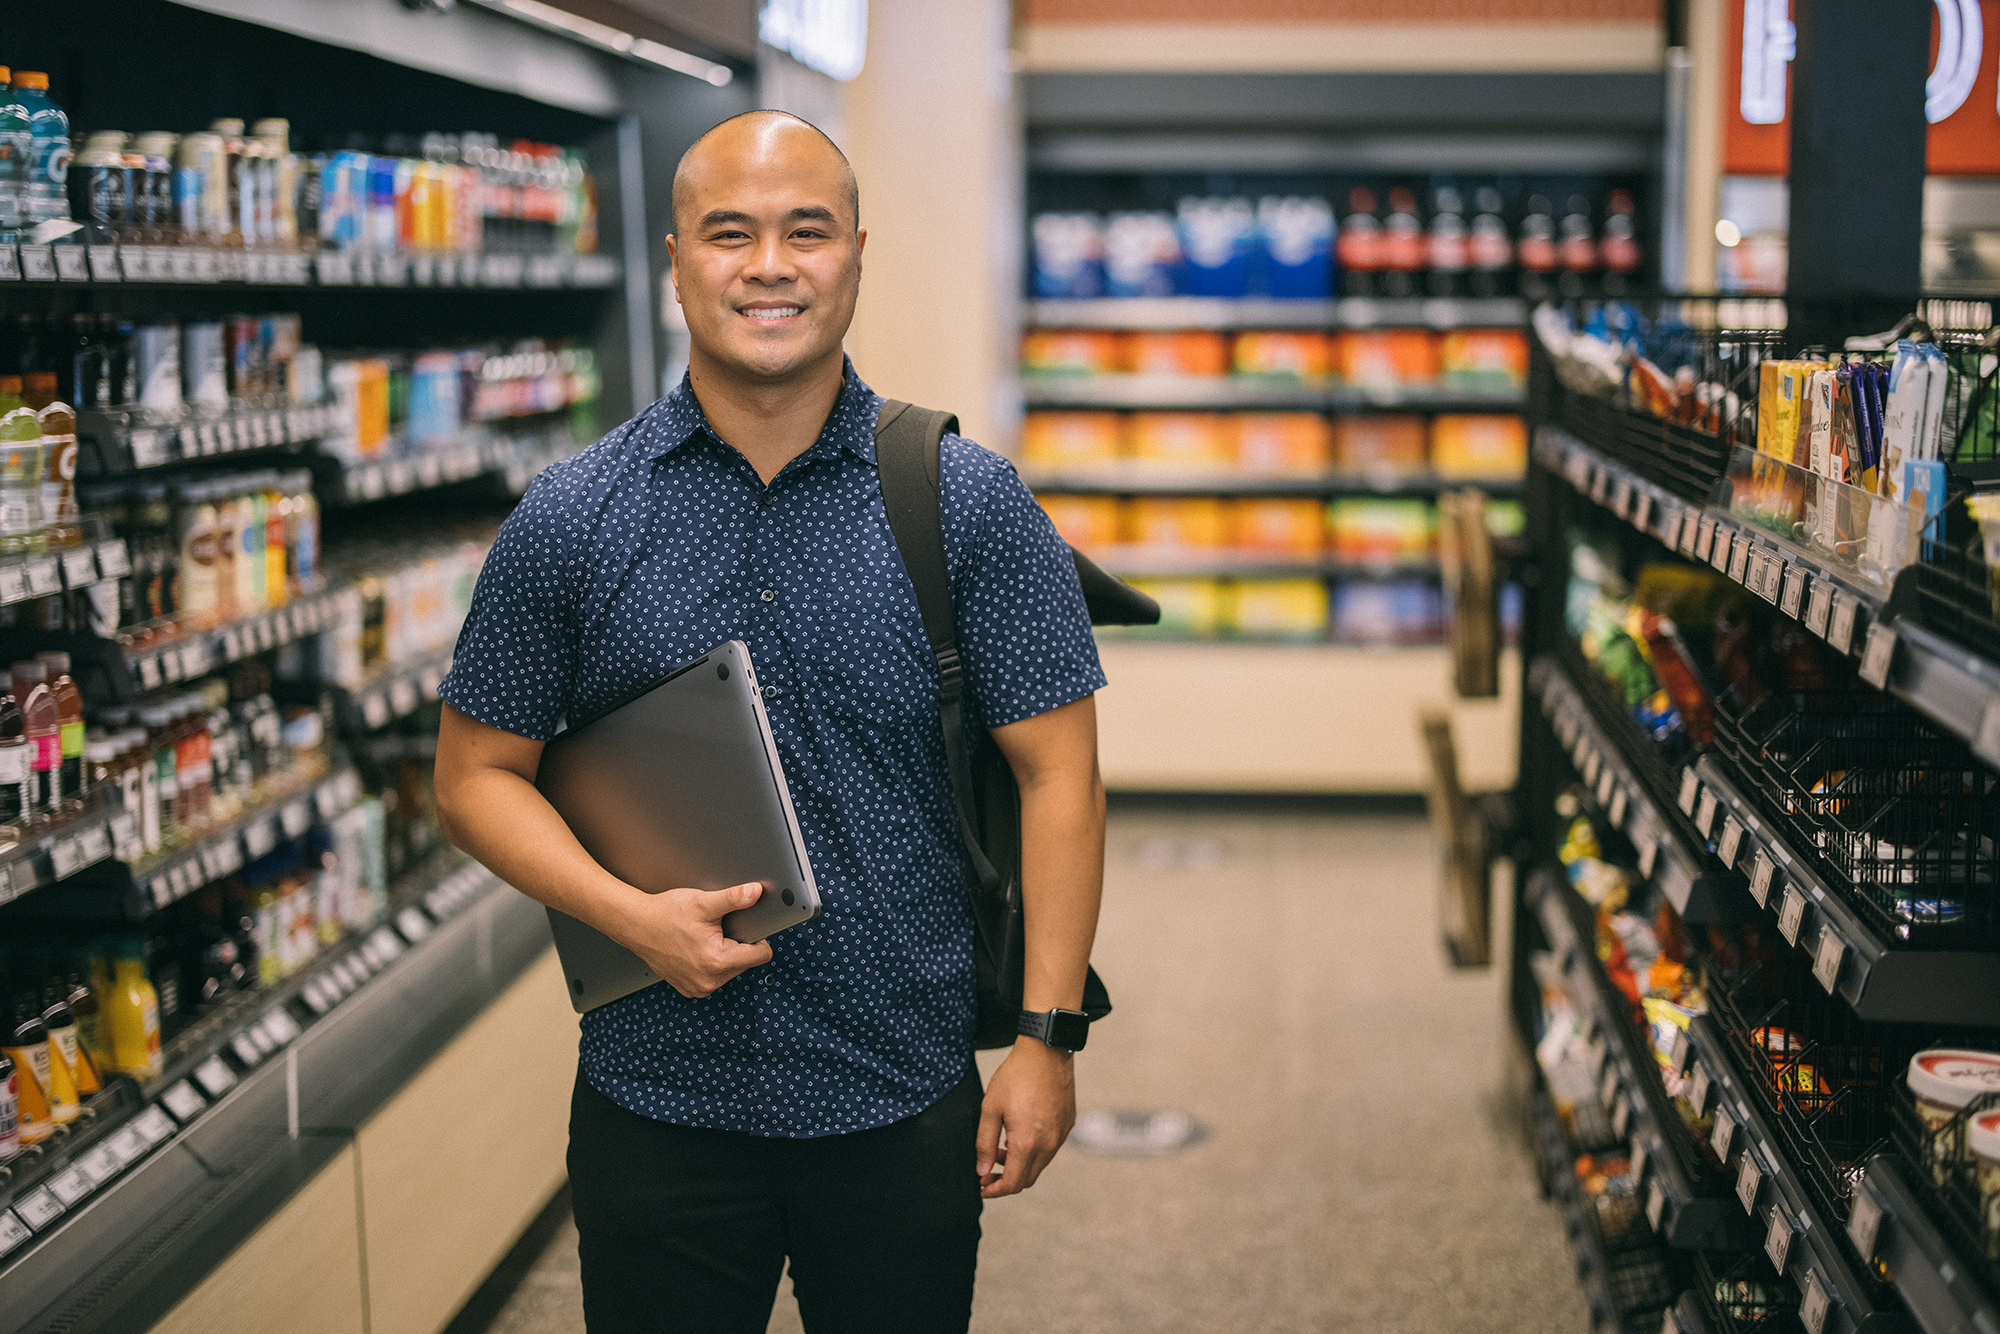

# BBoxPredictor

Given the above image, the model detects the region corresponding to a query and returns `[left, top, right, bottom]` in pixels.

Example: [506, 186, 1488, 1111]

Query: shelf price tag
[1805, 581, 1833, 636]
[1608, 786, 1628, 829]
[1800, 1271, 1832, 1334]
[1813, 927, 1845, 995]
[59, 546, 97, 586]
[1778, 884, 1808, 945]
[1782, 566, 1807, 619]
[230, 1032, 264, 1068]
[1678, 769, 1700, 816]
[46, 836, 83, 882]
[1728, 537, 1750, 584]
[24, 555, 60, 596]
[1828, 593, 1858, 654]
[15, 1187, 63, 1231]
[1645, 1177, 1667, 1232]
[1598, 1061, 1620, 1109]
[1736, 1151, 1761, 1213]
[1669, 1027, 1692, 1077]
[280, 800, 312, 838]
[1676, 508, 1698, 555]
[1596, 767, 1616, 809]
[1977, 699, 2000, 768]
[1581, 747, 1601, 787]
[0, 563, 28, 604]
[1636, 836, 1659, 880]
[1612, 478, 1631, 518]
[1695, 789, 1719, 839]
[1611, 1092, 1631, 1140]
[47, 1165, 92, 1207]
[396, 906, 433, 944]
[1717, 816, 1744, 868]
[193, 1055, 236, 1099]
[109, 812, 141, 860]
[1696, 516, 1717, 561]
[0, 1211, 29, 1259]
[1711, 1105, 1735, 1160]
[1749, 849, 1775, 906]
[1847, 1186, 1883, 1264]
[1766, 1210, 1795, 1275]
[1629, 1135, 1649, 1187]
[1632, 492, 1652, 531]
[1858, 621, 1897, 688]
[1687, 1062, 1710, 1116]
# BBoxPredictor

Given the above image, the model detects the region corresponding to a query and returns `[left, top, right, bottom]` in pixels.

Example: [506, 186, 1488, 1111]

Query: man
[432, 110, 1106, 1334]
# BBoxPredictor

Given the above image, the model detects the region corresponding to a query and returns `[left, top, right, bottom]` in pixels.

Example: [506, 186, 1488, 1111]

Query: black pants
[566, 1066, 984, 1334]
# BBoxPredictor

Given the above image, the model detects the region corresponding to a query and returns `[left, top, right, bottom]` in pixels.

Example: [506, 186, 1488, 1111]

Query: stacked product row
[1022, 409, 1528, 480]
[1023, 326, 1529, 393]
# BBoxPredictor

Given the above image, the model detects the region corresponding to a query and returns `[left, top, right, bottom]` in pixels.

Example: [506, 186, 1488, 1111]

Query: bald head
[670, 110, 858, 239]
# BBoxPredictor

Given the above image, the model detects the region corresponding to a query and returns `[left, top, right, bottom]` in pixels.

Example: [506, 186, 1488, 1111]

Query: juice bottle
[0, 1050, 17, 1162]
[37, 651, 84, 810]
[209, 119, 245, 249]
[175, 695, 211, 828]
[28, 373, 78, 548]
[263, 475, 288, 607]
[0, 376, 44, 556]
[37, 977, 82, 1123]
[3, 988, 53, 1145]
[0, 688, 24, 837]
[105, 939, 163, 1079]
[62, 958, 106, 1093]
[12, 73, 70, 227]
[11, 660, 57, 821]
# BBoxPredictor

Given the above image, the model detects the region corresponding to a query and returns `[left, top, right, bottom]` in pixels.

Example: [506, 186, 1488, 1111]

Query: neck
[686, 346, 847, 485]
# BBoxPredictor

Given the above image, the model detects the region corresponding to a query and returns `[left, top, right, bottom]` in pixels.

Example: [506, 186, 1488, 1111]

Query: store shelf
[0, 798, 125, 910]
[111, 587, 344, 697]
[1082, 548, 1440, 580]
[334, 649, 454, 734]
[77, 403, 337, 475]
[130, 765, 365, 913]
[1850, 1154, 2000, 1334]
[0, 241, 618, 291]
[1678, 1016, 1909, 1334]
[1527, 867, 1751, 1254]
[1673, 755, 2000, 1027]
[1025, 296, 1527, 330]
[0, 850, 546, 1334]
[1023, 468, 1523, 497]
[1022, 373, 1526, 412]
[1530, 656, 1745, 923]
[0, 538, 131, 608]
[318, 419, 580, 507]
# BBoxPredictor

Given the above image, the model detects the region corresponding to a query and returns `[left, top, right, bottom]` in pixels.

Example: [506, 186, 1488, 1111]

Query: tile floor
[451, 801, 1587, 1334]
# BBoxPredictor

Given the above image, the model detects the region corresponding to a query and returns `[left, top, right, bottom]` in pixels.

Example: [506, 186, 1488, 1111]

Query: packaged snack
[1255, 195, 1334, 299]
[1327, 497, 1435, 566]
[1232, 498, 1325, 558]
[1333, 329, 1440, 388]
[1332, 415, 1427, 473]
[1123, 330, 1229, 377]
[1756, 360, 1813, 464]
[1908, 1049, 2000, 1182]
[1234, 413, 1332, 475]
[1020, 330, 1121, 374]
[1036, 495, 1120, 552]
[1022, 412, 1122, 471]
[1332, 578, 1440, 644]
[1233, 330, 1328, 379]
[1129, 578, 1223, 637]
[1126, 413, 1230, 472]
[1103, 211, 1179, 297]
[1431, 415, 1528, 479]
[1176, 196, 1254, 298]
[1126, 496, 1230, 548]
[1031, 211, 1103, 298]
[1229, 578, 1328, 639]
[1439, 329, 1528, 391]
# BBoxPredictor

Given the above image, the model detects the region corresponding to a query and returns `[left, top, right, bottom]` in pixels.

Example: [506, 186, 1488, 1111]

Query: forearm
[1014, 761, 1105, 1013]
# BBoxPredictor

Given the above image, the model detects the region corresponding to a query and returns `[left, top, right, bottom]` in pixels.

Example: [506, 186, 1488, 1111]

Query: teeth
[745, 307, 801, 320]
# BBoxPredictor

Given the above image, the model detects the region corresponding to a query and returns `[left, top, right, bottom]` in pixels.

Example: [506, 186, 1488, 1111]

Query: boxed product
[1256, 195, 1335, 299]
[1126, 496, 1230, 548]
[1103, 211, 1180, 297]
[1486, 498, 1526, 538]
[1177, 196, 1255, 297]
[1756, 359, 1816, 464]
[1031, 211, 1104, 298]
[1235, 413, 1333, 474]
[1037, 495, 1121, 552]
[1022, 412, 1122, 471]
[1334, 330, 1441, 388]
[1332, 415, 1428, 473]
[1439, 329, 1529, 390]
[326, 356, 391, 459]
[1129, 578, 1224, 637]
[1327, 498, 1436, 566]
[1126, 413, 1231, 472]
[1431, 415, 1528, 478]
[1232, 498, 1325, 558]
[1233, 330, 1329, 379]
[1124, 330, 1230, 377]
[1021, 330, 1122, 374]
[1230, 578, 1329, 639]
[1333, 578, 1443, 645]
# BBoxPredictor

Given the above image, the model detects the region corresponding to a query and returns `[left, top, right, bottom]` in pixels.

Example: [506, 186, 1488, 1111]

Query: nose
[742, 231, 799, 286]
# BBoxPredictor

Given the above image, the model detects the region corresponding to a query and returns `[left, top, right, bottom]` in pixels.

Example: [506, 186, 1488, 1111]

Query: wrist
[1012, 1033, 1074, 1060]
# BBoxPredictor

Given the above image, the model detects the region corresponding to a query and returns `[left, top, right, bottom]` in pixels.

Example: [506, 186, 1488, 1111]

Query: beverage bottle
[71, 130, 127, 245]
[37, 975, 84, 1121]
[210, 486, 239, 619]
[1600, 188, 1641, 293]
[210, 119, 246, 248]
[105, 940, 163, 1078]
[1425, 186, 1468, 299]
[0, 690, 24, 835]
[134, 711, 165, 852]
[86, 735, 118, 808]
[2, 988, 54, 1145]
[0, 377, 45, 556]
[37, 652, 84, 809]
[145, 704, 181, 845]
[1516, 194, 1558, 300]
[175, 695, 212, 828]
[8, 311, 44, 377]
[0, 69, 29, 239]
[1336, 188, 1381, 298]
[1467, 187, 1513, 298]
[1378, 186, 1424, 299]
[1558, 194, 1597, 289]
[252, 119, 295, 246]
[236, 481, 265, 610]
[263, 475, 289, 607]
[12, 73, 70, 226]
[134, 132, 179, 244]
[27, 373, 78, 547]
[136, 483, 175, 620]
[239, 139, 265, 247]
[60, 959, 106, 1093]
[0, 1050, 17, 1162]
[288, 469, 319, 592]
[12, 660, 58, 820]
[176, 481, 220, 623]
[103, 315, 137, 407]
[61, 312, 97, 409]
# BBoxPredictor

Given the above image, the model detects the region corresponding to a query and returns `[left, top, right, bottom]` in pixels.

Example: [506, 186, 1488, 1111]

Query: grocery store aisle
[453, 802, 1585, 1334]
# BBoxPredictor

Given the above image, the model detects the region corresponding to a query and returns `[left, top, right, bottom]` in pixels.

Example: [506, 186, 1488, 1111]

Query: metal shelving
[1022, 373, 1526, 412]
[1025, 296, 1527, 330]
[0, 241, 618, 291]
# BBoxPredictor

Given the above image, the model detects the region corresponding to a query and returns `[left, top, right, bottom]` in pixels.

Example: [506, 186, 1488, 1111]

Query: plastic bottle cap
[85, 740, 117, 763]
[1907, 1049, 2000, 1108]
[0, 377, 19, 394]
[0, 68, 10, 84]
[26, 373, 54, 393]
[13, 72, 48, 91]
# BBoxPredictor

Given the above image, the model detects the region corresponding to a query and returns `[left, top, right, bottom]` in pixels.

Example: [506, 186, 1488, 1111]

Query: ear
[665, 233, 682, 304]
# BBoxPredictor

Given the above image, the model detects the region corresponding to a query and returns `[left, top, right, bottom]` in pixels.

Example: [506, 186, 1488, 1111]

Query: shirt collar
[636, 357, 882, 466]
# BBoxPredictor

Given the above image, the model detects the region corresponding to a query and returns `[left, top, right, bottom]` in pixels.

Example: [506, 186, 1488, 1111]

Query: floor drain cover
[1070, 1109, 1206, 1156]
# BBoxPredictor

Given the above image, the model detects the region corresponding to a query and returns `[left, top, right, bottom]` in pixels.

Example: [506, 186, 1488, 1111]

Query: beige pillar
[841, 0, 1020, 453]
[1684, 0, 1725, 291]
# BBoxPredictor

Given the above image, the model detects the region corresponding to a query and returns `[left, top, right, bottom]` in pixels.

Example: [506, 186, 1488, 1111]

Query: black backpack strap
[874, 400, 1003, 897]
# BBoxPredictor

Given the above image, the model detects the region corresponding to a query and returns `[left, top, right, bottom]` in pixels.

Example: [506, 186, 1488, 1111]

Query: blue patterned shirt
[439, 363, 1105, 1137]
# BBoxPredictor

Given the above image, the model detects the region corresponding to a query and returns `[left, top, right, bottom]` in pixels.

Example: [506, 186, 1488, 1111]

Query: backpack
[874, 400, 1157, 1049]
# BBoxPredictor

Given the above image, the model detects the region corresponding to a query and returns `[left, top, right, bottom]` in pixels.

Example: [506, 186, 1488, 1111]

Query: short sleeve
[946, 445, 1107, 728]
[438, 471, 580, 740]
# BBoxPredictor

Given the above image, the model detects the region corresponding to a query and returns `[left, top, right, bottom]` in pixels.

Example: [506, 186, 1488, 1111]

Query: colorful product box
[1129, 578, 1224, 637]
[1327, 498, 1436, 566]
[1126, 413, 1232, 472]
[1233, 330, 1329, 379]
[1333, 578, 1442, 645]
[1031, 211, 1104, 298]
[1234, 413, 1332, 474]
[1334, 330, 1441, 388]
[1036, 495, 1121, 552]
[1439, 329, 1529, 390]
[1124, 330, 1230, 377]
[1020, 330, 1122, 374]
[1126, 496, 1231, 548]
[1230, 578, 1329, 639]
[1332, 415, 1428, 473]
[1022, 412, 1123, 471]
[1431, 415, 1528, 479]
[1232, 498, 1326, 558]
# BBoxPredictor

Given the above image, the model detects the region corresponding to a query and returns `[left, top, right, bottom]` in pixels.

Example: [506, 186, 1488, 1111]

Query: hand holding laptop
[607, 880, 775, 999]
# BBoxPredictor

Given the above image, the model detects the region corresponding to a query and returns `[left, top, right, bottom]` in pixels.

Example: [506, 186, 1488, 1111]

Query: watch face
[1048, 1009, 1090, 1051]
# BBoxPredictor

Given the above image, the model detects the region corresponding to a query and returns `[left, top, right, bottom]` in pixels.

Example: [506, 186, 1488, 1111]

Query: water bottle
[12, 73, 70, 226]
[0, 71, 28, 236]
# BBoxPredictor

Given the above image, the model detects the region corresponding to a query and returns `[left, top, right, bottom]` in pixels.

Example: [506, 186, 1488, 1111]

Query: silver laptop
[534, 639, 820, 1012]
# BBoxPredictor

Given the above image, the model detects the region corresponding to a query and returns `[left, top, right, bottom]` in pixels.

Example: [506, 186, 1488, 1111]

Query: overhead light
[473, 0, 733, 85]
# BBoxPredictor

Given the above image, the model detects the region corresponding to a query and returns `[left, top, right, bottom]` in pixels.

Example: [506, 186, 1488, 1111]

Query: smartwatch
[1017, 1007, 1090, 1052]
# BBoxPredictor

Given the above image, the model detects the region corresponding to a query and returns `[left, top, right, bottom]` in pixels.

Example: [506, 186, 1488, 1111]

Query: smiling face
[667, 113, 864, 389]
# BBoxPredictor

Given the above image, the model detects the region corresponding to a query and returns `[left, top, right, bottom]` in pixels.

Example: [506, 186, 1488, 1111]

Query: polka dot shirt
[440, 362, 1105, 1137]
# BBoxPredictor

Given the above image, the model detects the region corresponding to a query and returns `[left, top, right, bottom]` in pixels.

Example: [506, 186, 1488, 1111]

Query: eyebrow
[697, 205, 841, 231]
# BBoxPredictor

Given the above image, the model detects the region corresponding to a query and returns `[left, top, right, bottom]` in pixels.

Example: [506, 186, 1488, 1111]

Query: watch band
[1017, 1007, 1090, 1052]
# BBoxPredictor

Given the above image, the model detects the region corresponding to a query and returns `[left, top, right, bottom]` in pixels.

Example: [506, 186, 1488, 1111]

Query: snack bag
[1232, 498, 1325, 557]
[1234, 413, 1331, 474]
[1127, 413, 1230, 472]
[1037, 495, 1121, 552]
[1022, 411, 1122, 471]
[1332, 414, 1427, 473]
[1123, 330, 1230, 377]
[1126, 496, 1230, 548]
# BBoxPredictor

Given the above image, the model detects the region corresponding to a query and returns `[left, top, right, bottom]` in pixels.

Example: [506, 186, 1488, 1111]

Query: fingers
[691, 881, 765, 920]
[981, 1122, 1061, 1198]
[975, 1094, 1005, 1184]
